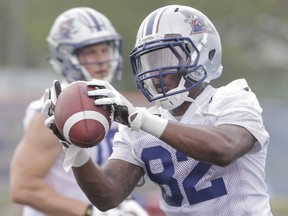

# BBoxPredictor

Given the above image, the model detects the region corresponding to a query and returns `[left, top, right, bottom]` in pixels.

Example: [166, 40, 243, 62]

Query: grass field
[270, 197, 288, 216]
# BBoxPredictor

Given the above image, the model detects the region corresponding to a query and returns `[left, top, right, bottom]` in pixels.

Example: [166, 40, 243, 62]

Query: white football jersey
[22, 93, 118, 216]
[110, 79, 272, 216]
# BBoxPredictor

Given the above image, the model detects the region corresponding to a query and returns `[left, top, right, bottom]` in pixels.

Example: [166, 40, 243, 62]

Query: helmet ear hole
[208, 49, 216, 61]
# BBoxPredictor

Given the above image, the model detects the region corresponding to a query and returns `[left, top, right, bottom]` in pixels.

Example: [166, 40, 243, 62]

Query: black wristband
[84, 204, 93, 216]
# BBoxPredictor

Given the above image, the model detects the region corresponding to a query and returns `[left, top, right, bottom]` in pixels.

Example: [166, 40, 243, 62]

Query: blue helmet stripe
[85, 9, 101, 31]
[146, 10, 158, 36]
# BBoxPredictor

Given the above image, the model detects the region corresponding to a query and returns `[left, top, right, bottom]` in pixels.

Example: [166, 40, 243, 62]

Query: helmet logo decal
[180, 9, 216, 35]
[53, 18, 77, 40]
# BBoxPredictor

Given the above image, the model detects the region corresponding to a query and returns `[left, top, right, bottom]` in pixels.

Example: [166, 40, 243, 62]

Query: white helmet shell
[130, 5, 223, 109]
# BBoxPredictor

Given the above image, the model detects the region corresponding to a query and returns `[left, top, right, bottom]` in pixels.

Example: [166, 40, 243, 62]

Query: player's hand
[91, 198, 149, 216]
[42, 80, 90, 172]
[42, 80, 70, 146]
[117, 198, 149, 216]
[87, 79, 168, 138]
[86, 79, 136, 126]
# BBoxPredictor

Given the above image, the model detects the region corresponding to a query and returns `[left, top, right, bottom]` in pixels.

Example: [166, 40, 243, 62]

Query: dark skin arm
[73, 121, 255, 211]
[160, 122, 256, 167]
[72, 158, 143, 211]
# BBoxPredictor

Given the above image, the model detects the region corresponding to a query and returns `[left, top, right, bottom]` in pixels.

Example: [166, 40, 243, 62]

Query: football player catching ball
[43, 5, 273, 216]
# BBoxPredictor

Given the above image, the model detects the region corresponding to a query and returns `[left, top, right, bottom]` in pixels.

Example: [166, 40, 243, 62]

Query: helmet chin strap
[156, 76, 188, 110]
[155, 75, 219, 117]
[157, 92, 219, 117]
[185, 97, 220, 117]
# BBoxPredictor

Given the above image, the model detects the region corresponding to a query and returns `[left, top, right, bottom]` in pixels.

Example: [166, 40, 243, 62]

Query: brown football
[54, 81, 112, 148]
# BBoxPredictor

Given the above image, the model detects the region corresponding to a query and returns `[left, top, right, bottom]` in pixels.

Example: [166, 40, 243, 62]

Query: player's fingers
[88, 88, 116, 98]
[86, 79, 116, 92]
[43, 89, 51, 102]
[93, 97, 118, 106]
[53, 80, 62, 98]
[42, 100, 55, 117]
[86, 79, 107, 87]
[42, 100, 51, 117]
[44, 115, 55, 128]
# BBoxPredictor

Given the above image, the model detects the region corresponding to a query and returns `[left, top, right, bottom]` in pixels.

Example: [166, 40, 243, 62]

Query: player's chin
[92, 70, 109, 80]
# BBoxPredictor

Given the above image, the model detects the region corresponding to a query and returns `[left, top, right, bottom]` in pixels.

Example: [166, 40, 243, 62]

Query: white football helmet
[130, 5, 223, 110]
[47, 7, 122, 83]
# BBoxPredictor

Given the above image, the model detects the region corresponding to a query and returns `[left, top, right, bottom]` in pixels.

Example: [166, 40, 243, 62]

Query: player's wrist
[63, 146, 90, 172]
[84, 204, 93, 216]
[72, 148, 90, 168]
[141, 111, 168, 138]
[129, 108, 168, 138]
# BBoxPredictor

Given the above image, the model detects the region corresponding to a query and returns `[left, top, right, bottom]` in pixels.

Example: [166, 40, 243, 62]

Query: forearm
[72, 158, 143, 212]
[159, 122, 227, 164]
[14, 180, 88, 216]
[72, 159, 120, 211]
[159, 122, 253, 166]
[131, 110, 228, 165]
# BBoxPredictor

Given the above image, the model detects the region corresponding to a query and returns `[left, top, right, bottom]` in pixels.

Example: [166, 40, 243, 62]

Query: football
[54, 81, 112, 148]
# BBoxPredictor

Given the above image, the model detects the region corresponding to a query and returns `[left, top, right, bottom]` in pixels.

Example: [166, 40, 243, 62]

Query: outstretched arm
[128, 108, 255, 167]
[73, 158, 144, 211]
[87, 79, 255, 167]
[41, 80, 146, 213]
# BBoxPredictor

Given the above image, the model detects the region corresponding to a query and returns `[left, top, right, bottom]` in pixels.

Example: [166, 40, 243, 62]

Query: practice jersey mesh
[110, 79, 273, 216]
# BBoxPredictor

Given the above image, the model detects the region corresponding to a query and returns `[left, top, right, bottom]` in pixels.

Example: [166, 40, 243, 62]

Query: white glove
[92, 205, 125, 216]
[86, 79, 136, 126]
[117, 198, 149, 216]
[42, 80, 89, 172]
[91, 198, 149, 216]
[62, 144, 89, 172]
[87, 79, 168, 138]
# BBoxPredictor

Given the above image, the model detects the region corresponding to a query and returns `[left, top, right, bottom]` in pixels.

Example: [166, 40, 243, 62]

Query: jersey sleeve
[209, 79, 269, 153]
[109, 124, 144, 168]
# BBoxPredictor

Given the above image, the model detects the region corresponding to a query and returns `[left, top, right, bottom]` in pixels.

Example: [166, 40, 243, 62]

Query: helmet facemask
[73, 40, 122, 83]
[130, 36, 207, 110]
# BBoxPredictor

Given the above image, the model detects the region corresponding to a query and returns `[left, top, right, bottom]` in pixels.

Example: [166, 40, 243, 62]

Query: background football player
[10, 7, 148, 216]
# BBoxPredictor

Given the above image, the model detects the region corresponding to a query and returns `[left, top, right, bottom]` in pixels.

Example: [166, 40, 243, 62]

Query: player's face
[135, 46, 185, 94]
[76, 43, 110, 80]
[151, 70, 182, 94]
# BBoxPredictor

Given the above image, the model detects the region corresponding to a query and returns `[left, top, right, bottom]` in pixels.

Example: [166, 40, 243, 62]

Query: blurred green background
[0, 0, 288, 215]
